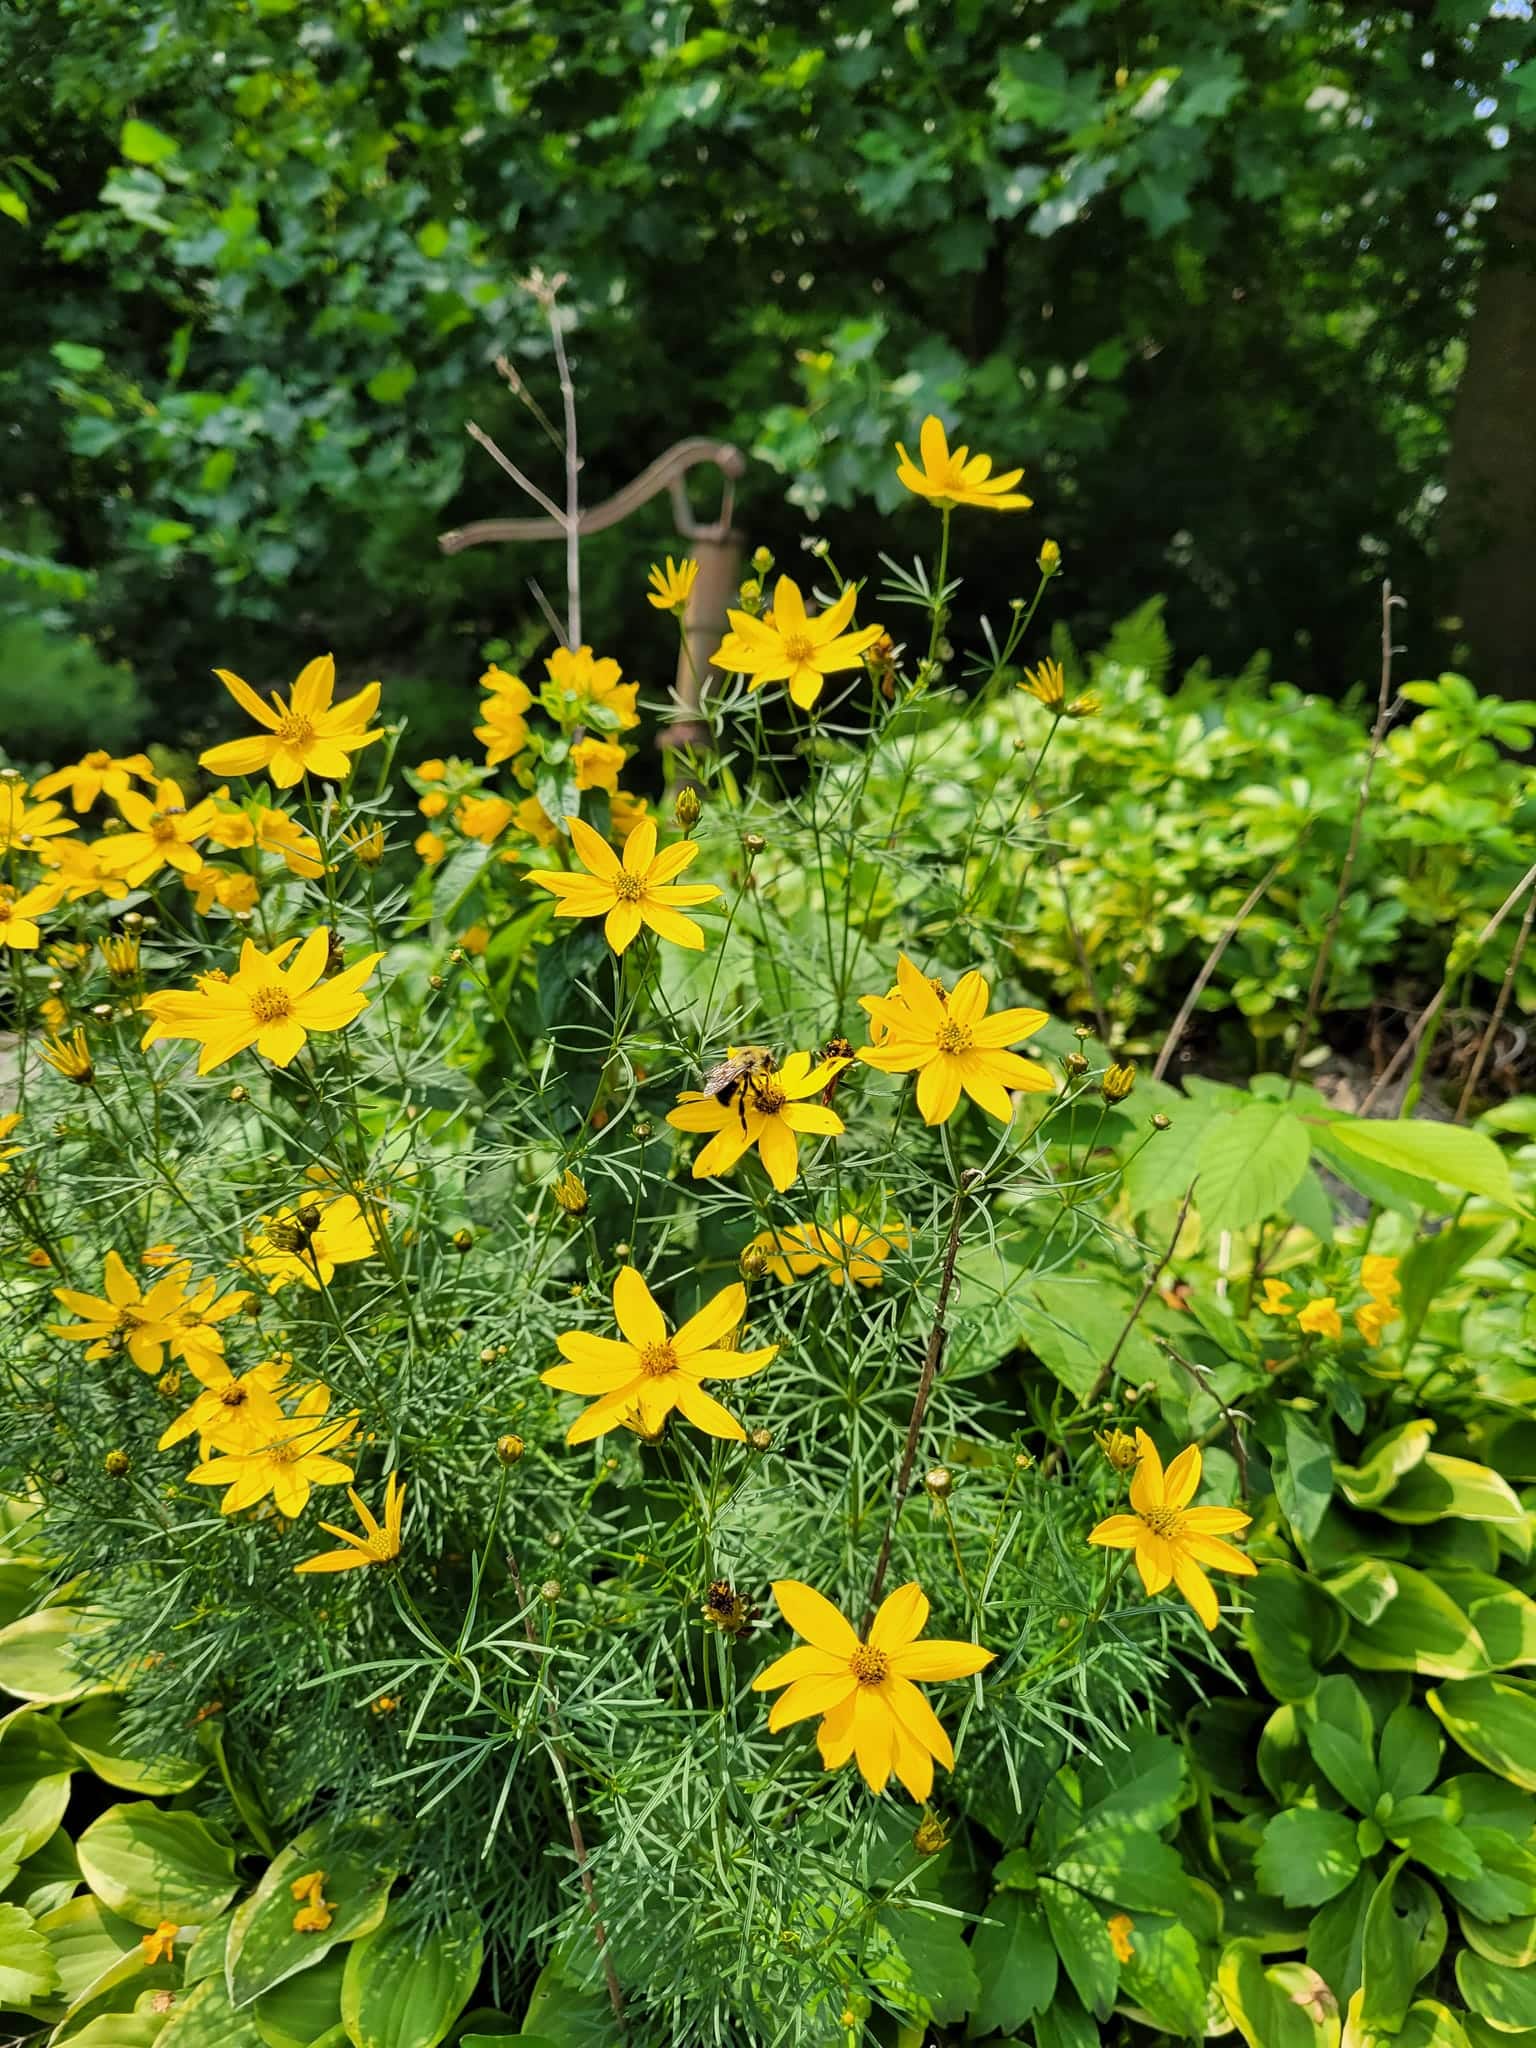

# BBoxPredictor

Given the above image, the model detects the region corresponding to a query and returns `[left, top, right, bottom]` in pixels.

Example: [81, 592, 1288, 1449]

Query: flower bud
[742, 832, 765, 856]
[1151, 1112, 1172, 1131]
[103, 1448, 131, 1479]
[674, 785, 703, 830]
[552, 1168, 588, 1215]
[739, 1243, 769, 1279]
[632, 1119, 653, 1141]
[1066, 691, 1102, 720]
[1095, 1427, 1140, 1472]
[1062, 1050, 1089, 1078]
[229, 1084, 248, 1104]
[1101, 1061, 1136, 1105]
[451, 1228, 474, 1254]
[540, 1579, 561, 1602]
[751, 545, 773, 574]
[749, 1428, 773, 1452]
[923, 1466, 954, 1501]
[913, 1813, 949, 1856]
[1038, 539, 1061, 575]
[496, 1434, 525, 1464]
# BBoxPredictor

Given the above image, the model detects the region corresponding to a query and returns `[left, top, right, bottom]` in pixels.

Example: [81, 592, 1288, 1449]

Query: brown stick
[1153, 855, 1291, 1082]
[1455, 883, 1536, 1122]
[1287, 581, 1404, 1088]
[1359, 855, 1536, 1116]
[863, 1174, 976, 1627]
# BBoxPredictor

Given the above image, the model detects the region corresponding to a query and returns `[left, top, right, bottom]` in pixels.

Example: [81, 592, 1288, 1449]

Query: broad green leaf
[9, 1824, 80, 1917]
[1443, 1828, 1536, 1923]
[1040, 1878, 1117, 2020]
[76, 1801, 237, 1929]
[1378, 1704, 1442, 1801]
[1460, 1904, 1536, 1969]
[1275, 1409, 1333, 1544]
[367, 363, 417, 404]
[120, 118, 179, 163]
[0, 1704, 75, 1856]
[1254, 1808, 1362, 1908]
[1400, 1223, 1497, 1335]
[1217, 1941, 1342, 2048]
[1013, 1275, 1169, 1401]
[1032, 1987, 1102, 2048]
[877, 1902, 978, 2025]
[1429, 1677, 1536, 1790]
[225, 1817, 397, 2005]
[159, 1972, 267, 2047]
[964, 1891, 1055, 2035]
[60, 1698, 205, 1794]
[1303, 1676, 1379, 1813]
[1243, 1562, 1349, 1702]
[1395, 2001, 1473, 2048]
[1376, 1455, 1530, 1557]
[340, 1907, 483, 2048]
[1077, 1727, 1187, 1833]
[34, 1891, 143, 2006]
[1115, 1913, 1209, 2038]
[1335, 1420, 1437, 1509]
[252, 1947, 346, 2048]
[54, 2016, 163, 2047]
[1324, 1118, 1520, 1211]
[1457, 1948, 1536, 2029]
[1358, 1858, 1443, 2035]
[1435, 1571, 1536, 1671]
[1052, 1824, 1189, 1911]
[518, 1962, 615, 2045]
[1343, 1563, 1490, 1679]
[0, 1607, 123, 1702]
[0, 1899, 58, 2005]
[1195, 1100, 1311, 1229]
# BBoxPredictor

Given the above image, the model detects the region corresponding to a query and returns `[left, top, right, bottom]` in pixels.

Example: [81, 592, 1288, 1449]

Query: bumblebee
[700, 1045, 777, 1128]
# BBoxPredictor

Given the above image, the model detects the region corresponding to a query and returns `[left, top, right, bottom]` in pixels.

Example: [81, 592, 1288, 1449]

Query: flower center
[149, 814, 179, 843]
[751, 1082, 786, 1115]
[1140, 1505, 1184, 1539]
[250, 987, 293, 1024]
[782, 632, 816, 665]
[276, 713, 315, 747]
[85, 751, 111, 769]
[849, 1644, 889, 1685]
[267, 1439, 301, 1465]
[936, 1021, 973, 1054]
[638, 1341, 678, 1378]
[613, 871, 645, 903]
[219, 1384, 248, 1407]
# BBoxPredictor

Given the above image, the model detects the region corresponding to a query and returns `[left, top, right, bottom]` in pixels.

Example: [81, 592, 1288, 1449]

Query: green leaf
[0, 1606, 123, 1702]
[1195, 1101, 1311, 1229]
[226, 1818, 397, 2006]
[76, 1801, 237, 1929]
[1400, 1223, 1497, 1335]
[1343, 1563, 1490, 1679]
[252, 1945, 346, 2048]
[51, 341, 106, 374]
[878, 1903, 978, 2025]
[1377, 1455, 1530, 1558]
[1395, 2001, 1473, 2048]
[1429, 1677, 1536, 1790]
[518, 1962, 614, 2045]
[1078, 1727, 1187, 1833]
[1378, 1704, 1443, 1801]
[1217, 1941, 1342, 2047]
[340, 1906, 483, 2048]
[964, 1892, 1055, 2035]
[366, 363, 417, 404]
[1303, 1676, 1379, 1811]
[159, 1972, 267, 2047]
[1275, 1409, 1334, 1544]
[1032, 1986, 1101, 2048]
[1013, 1275, 1169, 1401]
[1040, 1878, 1117, 2020]
[59, 1697, 205, 1794]
[120, 118, 180, 164]
[1336, 1421, 1437, 1509]
[1116, 1913, 1209, 2037]
[33, 1891, 143, 2006]
[0, 1705, 76, 1857]
[1254, 1808, 1362, 1908]
[1358, 1858, 1444, 2035]
[1457, 1947, 1536, 2029]
[0, 1899, 59, 2005]
[1442, 1827, 1536, 1922]
[1390, 1811, 1483, 1881]
[1053, 1824, 1190, 1911]
[1324, 1118, 1521, 1211]
[1243, 1562, 1349, 1702]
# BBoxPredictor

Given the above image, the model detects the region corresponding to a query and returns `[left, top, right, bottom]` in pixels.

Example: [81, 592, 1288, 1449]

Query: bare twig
[1360, 856, 1536, 1115]
[543, 289, 584, 648]
[1055, 866, 1111, 1045]
[1455, 883, 1536, 1122]
[495, 352, 565, 454]
[1288, 580, 1404, 1089]
[464, 419, 567, 527]
[863, 1173, 977, 1627]
[1154, 854, 1292, 1081]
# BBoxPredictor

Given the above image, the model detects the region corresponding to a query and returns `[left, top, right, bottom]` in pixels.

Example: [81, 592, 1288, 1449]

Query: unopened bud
[428, 973, 445, 991]
[496, 1434, 525, 1464]
[451, 1228, 474, 1254]
[540, 1579, 561, 1602]
[913, 1813, 949, 1856]
[739, 1243, 769, 1279]
[1101, 1061, 1136, 1105]
[751, 545, 773, 574]
[551, 1169, 588, 1216]
[743, 832, 765, 857]
[924, 1467, 953, 1501]
[229, 1084, 248, 1103]
[674, 785, 703, 830]
[1062, 1051, 1089, 1078]
[750, 1428, 773, 1452]
[103, 1449, 131, 1479]
[1151, 1112, 1172, 1131]
[1038, 539, 1061, 575]
[632, 1119, 653, 1141]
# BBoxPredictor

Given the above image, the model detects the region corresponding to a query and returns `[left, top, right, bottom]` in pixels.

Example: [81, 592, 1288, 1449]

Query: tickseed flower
[184, 863, 260, 916]
[543, 645, 639, 731]
[1087, 1429, 1255, 1632]
[1095, 1427, 1141, 1473]
[542, 1267, 776, 1444]
[345, 821, 386, 866]
[295, 1472, 406, 1575]
[571, 736, 627, 794]
[245, 1193, 383, 1293]
[39, 1027, 94, 1085]
[289, 1871, 334, 1933]
[1020, 658, 1066, 709]
[647, 556, 699, 612]
[527, 816, 718, 955]
[100, 932, 140, 979]
[158, 1356, 290, 1453]
[747, 1214, 907, 1286]
[857, 956, 1053, 1125]
[418, 790, 448, 819]
[552, 1168, 589, 1215]
[33, 750, 155, 813]
[140, 1921, 178, 1965]
[474, 668, 533, 766]
[0, 883, 57, 950]
[200, 655, 382, 788]
[188, 1384, 358, 1517]
[1108, 1914, 1135, 1964]
[139, 929, 381, 1073]
[35, 837, 129, 904]
[667, 1049, 847, 1192]
[1297, 1297, 1343, 1340]
[609, 789, 651, 844]
[711, 574, 883, 712]
[50, 1252, 205, 1375]
[0, 1113, 22, 1175]
[752, 1580, 994, 1801]
[252, 807, 324, 879]
[0, 785, 77, 853]
[1361, 1254, 1401, 1307]
[142, 1243, 180, 1267]
[1066, 692, 1102, 720]
[415, 830, 447, 866]
[1258, 1278, 1293, 1315]
[1038, 539, 1062, 575]
[100, 778, 220, 886]
[894, 415, 1032, 513]
[455, 792, 515, 844]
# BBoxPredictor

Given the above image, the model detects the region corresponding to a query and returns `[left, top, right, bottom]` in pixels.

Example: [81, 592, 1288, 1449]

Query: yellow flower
[894, 415, 1033, 512]
[1355, 1300, 1398, 1347]
[1108, 1914, 1135, 1964]
[667, 1049, 847, 1192]
[39, 1027, 94, 1084]
[747, 1215, 906, 1287]
[543, 646, 639, 731]
[418, 789, 448, 819]
[646, 556, 700, 612]
[290, 1870, 334, 1932]
[99, 932, 140, 980]
[187, 1383, 358, 1516]
[0, 883, 58, 950]
[857, 955, 1053, 1125]
[0, 785, 77, 853]
[609, 789, 651, 844]
[1258, 1278, 1293, 1315]
[1297, 1297, 1342, 1340]
[50, 1251, 202, 1375]
[551, 1168, 589, 1215]
[140, 1920, 178, 1966]
[200, 655, 382, 788]
[1020, 658, 1066, 708]
[245, 1192, 383, 1293]
[455, 792, 515, 844]
[414, 829, 447, 866]
[1361, 1254, 1401, 1307]
[0, 1112, 22, 1175]
[181, 862, 260, 916]
[473, 677, 533, 764]
[140, 929, 380, 1074]
[512, 796, 560, 849]
[1088, 1429, 1255, 1631]
[100, 778, 220, 886]
[35, 837, 129, 904]
[294, 1472, 406, 1574]
[458, 922, 490, 955]
[1038, 539, 1062, 575]
[1095, 1427, 1141, 1473]
[345, 821, 386, 866]
[751, 1580, 993, 1801]
[543, 1267, 776, 1444]
[142, 1244, 179, 1267]
[158, 1356, 291, 1453]
[415, 757, 447, 782]
[253, 807, 325, 879]
[33, 750, 156, 814]
[571, 736, 627, 794]
[711, 574, 883, 712]
[527, 815, 718, 955]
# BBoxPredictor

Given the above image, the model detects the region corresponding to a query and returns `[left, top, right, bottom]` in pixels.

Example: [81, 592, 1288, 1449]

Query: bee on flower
[244, 1193, 384, 1294]
[667, 1049, 848, 1192]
